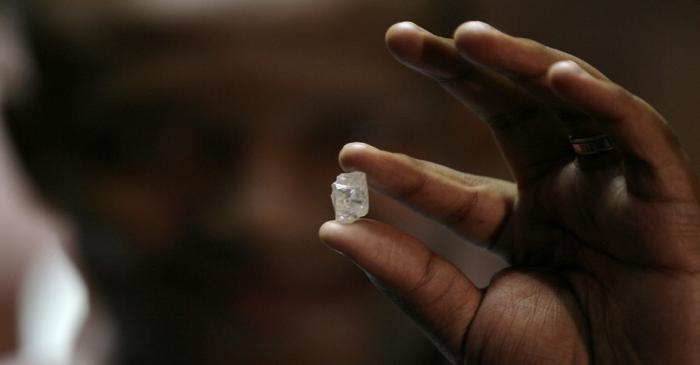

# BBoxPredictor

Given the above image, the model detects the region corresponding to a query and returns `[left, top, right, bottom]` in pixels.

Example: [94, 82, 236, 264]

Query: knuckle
[443, 187, 480, 226]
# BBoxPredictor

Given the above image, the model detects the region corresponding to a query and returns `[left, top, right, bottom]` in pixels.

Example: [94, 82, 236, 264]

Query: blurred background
[0, 0, 698, 364]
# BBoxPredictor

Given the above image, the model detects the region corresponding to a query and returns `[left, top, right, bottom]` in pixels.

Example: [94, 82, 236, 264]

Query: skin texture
[320, 21, 700, 364]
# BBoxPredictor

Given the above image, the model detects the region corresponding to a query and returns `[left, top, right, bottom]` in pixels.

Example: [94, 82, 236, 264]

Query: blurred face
[20, 1, 502, 363]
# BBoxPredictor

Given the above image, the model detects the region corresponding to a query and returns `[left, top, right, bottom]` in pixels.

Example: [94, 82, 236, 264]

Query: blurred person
[4, 0, 506, 364]
[0, 5, 27, 356]
[0, 5, 78, 363]
[0, 80, 25, 363]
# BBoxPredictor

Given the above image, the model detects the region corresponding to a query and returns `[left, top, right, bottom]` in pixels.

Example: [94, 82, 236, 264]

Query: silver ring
[569, 134, 615, 156]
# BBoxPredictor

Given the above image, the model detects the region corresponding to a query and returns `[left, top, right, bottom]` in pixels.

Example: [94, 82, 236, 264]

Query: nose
[238, 150, 306, 240]
[223, 133, 328, 251]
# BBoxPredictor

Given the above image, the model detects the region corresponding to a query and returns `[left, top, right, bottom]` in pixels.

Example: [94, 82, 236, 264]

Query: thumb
[319, 219, 481, 363]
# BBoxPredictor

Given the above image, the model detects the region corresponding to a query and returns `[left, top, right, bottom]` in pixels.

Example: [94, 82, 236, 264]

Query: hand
[319, 21, 700, 364]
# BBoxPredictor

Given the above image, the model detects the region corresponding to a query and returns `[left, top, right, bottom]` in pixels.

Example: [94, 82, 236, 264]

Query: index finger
[339, 143, 516, 246]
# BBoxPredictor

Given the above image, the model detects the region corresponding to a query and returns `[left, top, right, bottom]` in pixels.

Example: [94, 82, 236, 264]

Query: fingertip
[547, 60, 633, 123]
[453, 21, 499, 52]
[340, 142, 378, 154]
[339, 142, 379, 172]
[318, 220, 344, 243]
[319, 220, 353, 254]
[319, 219, 378, 257]
[454, 21, 498, 37]
[548, 60, 589, 79]
[387, 21, 426, 35]
[547, 60, 593, 97]
[385, 21, 427, 64]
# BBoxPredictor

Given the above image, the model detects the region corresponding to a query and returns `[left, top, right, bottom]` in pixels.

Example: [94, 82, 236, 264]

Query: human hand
[319, 21, 700, 364]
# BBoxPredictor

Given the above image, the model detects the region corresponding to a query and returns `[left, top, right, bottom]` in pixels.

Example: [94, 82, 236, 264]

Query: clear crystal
[331, 172, 369, 224]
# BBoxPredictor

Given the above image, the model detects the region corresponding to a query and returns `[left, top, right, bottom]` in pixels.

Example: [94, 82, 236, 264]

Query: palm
[321, 21, 700, 364]
[506, 159, 689, 268]
[466, 158, 700, 364]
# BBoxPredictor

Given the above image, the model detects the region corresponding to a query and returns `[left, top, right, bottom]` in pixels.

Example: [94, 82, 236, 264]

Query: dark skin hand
[319, 21, 700, 364]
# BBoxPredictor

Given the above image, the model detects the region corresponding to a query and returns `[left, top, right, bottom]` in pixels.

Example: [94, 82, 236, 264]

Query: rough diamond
[331, 171, 369, 224]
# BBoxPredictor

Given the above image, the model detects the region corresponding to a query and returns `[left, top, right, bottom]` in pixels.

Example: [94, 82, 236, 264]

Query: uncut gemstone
[331, 172, 369, 224]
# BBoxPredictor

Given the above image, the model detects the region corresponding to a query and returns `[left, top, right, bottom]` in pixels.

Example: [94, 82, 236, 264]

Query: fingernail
[397, 21, 427, 33]
[342, 142, 378, 151]
[461, 21, 499, 33]
[556, 61, 589, 76]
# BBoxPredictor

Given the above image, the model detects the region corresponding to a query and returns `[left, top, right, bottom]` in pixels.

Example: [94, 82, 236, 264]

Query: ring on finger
[569, 134, 615, 156]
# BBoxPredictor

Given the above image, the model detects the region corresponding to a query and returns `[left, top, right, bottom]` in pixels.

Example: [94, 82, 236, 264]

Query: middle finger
[386, 22, 573, 185]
